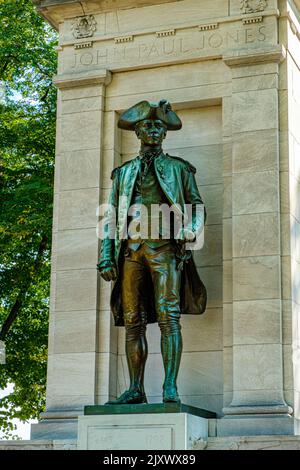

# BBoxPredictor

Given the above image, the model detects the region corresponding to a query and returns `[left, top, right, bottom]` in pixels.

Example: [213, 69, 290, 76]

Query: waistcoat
[127, 157, 175, 248]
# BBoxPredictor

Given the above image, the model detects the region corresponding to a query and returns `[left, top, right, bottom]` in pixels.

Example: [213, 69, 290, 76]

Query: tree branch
[0, 235, 48, 341]
[1, 54, 18, 75]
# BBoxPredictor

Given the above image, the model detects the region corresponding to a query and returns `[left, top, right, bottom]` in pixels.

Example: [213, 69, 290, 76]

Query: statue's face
[135, 119, 167, 146]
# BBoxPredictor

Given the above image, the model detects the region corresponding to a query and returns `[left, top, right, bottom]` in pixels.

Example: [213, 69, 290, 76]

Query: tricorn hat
[118, 99, 182, 131]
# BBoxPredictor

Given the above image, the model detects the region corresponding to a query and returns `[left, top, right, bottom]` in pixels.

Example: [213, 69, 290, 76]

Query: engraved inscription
[68, 25, 268, 70]
[78, 51, 94, 65]
[87, 426, 172, 450]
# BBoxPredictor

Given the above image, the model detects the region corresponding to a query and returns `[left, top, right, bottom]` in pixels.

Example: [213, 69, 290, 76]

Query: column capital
[53, 69, 112, 90]
[223, 45, 286, 68]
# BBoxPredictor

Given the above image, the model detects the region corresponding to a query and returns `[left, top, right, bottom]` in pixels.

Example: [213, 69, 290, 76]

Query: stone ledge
[53, 69, 111, 89]
[33, 0, 181, 30]
[2, 435, 300, 450]
[223, 404, 293, 415]
[223, 45, 286, 67]
[31, 418, 78, 440]
[217, 414, 295, 437]
[204, 435, 300, 450]
[84, 403, 217, 419]
[0, 439, 77, 450]
[40, 410, 84, 420]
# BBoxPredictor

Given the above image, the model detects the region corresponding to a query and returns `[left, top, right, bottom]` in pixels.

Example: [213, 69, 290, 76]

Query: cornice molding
[32, 0, 183, 29]
[223, 44, 286, 67]
[58, 10, 279, 48]
[53, 69, 112, 89]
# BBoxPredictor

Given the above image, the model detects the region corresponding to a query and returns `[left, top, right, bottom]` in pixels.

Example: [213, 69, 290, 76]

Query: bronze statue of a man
[98, 99, 207, 405]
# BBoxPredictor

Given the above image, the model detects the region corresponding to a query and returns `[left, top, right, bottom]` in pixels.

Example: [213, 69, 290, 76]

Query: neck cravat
[139, 149, 161, 178]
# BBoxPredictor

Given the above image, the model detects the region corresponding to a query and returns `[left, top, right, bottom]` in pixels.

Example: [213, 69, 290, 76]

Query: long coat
[99, 152, 207, 326]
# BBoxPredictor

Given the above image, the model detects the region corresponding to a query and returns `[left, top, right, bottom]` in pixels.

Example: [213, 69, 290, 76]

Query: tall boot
[126, 331, 148, 396]
[106, 326, 148, 405]
[161, 331, 182, 403]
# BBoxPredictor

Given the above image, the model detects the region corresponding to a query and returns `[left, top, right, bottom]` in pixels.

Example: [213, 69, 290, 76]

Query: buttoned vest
[127, 157, 175, 247]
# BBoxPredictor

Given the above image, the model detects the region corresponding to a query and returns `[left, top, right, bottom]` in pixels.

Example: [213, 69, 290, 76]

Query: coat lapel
[126, 156, 140, 203]
[155, 153, 184, 218]
[117, 157, 140, 241]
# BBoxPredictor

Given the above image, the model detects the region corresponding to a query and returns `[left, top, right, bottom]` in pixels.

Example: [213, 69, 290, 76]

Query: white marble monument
[78, 412, 208, 450]
[29, 0, 300, 446]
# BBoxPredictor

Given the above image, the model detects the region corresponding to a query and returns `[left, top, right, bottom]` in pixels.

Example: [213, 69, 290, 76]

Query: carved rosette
[71, 15, 97, 39]
[240, 0, 268, 14]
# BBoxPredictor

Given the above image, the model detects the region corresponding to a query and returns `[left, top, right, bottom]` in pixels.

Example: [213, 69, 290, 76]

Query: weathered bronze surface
[84, 403, 216, 419]
[98, 99, 207, 405]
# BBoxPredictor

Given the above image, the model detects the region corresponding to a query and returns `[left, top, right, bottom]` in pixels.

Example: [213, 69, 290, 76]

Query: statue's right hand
[100, 266, 118, 282]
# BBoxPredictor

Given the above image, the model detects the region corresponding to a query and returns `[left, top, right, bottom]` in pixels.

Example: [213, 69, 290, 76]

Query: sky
[0, 384, 37, 440]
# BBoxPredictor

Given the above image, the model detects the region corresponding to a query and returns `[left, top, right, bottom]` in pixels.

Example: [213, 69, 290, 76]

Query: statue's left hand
[177, 228, 196, 243]
[100, 266, 118, 282]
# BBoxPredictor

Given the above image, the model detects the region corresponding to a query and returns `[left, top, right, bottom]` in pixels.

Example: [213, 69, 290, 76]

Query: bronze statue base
[84, 403, 216, 419]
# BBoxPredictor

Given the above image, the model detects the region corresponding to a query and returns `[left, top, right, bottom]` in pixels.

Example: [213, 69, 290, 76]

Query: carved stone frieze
[156, 30, 176, 38]
[198, 23, 219, 31]
[242, 16, 263, 24]
[74, 42, 93, 50]
[240, 0, 268, 14]
[114, 36, 134, 44]
[71, 15, 97, 39]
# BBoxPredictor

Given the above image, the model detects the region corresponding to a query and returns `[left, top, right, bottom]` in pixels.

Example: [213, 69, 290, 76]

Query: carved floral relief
[240, 0, 268, 14]
[71, 15, 97, 39]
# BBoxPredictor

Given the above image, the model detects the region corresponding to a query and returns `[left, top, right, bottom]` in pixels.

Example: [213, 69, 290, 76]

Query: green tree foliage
[0, 0, 57, 437]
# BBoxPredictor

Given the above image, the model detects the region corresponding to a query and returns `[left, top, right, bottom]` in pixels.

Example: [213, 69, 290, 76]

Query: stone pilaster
[219, 45, 294, 436]
[32, 69, 113, 439]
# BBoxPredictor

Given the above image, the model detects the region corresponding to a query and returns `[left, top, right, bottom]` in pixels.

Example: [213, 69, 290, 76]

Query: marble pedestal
[78, 404, 214, 450]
